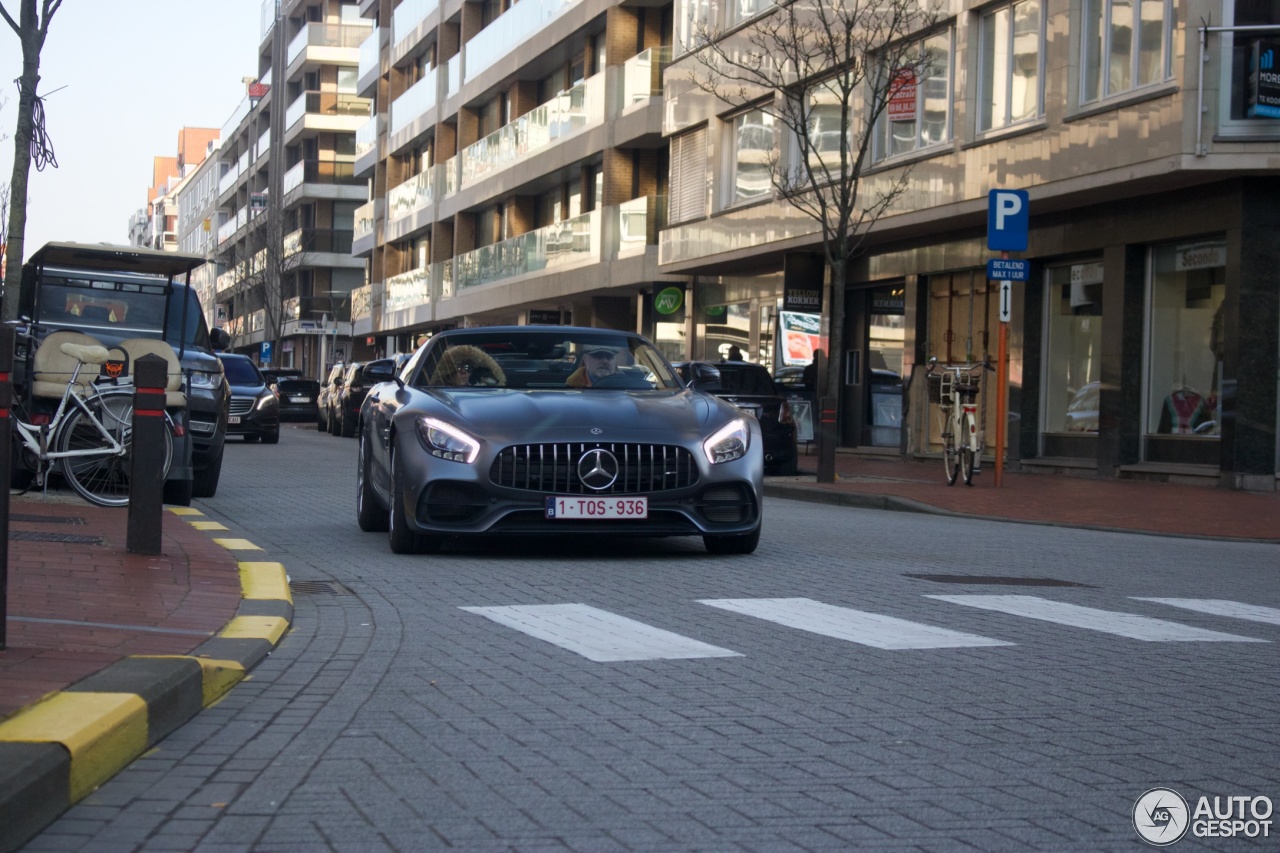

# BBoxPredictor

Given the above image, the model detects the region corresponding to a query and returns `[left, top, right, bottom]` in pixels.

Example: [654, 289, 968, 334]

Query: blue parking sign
[260, 340, 273, 365]
[987, 189, 1029, 252]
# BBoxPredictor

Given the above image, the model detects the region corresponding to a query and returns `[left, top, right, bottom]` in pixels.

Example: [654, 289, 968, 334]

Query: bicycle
[926, 357, 991, 487]
[11, 332, 175, 507]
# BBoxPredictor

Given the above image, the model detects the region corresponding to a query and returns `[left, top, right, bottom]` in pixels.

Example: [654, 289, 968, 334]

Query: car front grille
[490, 443, 699, 494]
[229, 396, 255, 416]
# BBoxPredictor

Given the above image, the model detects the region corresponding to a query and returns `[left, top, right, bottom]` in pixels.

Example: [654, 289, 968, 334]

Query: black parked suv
[216, 353, 280, 443]
[676, 360, 799, 475]
[272, 376, 321, 422]
[332, 361, 374, 437]
[14, 242, 230, 503]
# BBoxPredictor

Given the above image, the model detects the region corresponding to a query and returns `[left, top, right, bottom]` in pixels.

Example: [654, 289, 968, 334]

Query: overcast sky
[1, 0, 264, 254]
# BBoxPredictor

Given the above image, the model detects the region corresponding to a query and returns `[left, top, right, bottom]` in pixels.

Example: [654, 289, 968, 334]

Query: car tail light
[779, 400, 794, 425]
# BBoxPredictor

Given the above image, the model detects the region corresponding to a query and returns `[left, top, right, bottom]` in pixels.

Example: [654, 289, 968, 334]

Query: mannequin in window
[1157, 385, 1211, 435]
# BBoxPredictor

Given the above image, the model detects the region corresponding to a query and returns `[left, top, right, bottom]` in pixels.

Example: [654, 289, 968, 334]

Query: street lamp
[315, 289, 354, 381]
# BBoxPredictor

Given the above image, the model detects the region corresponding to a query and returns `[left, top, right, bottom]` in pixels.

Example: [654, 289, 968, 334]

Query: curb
[0, 508, 292, 853]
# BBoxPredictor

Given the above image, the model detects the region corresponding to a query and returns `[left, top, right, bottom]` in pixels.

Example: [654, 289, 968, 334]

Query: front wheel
[388, 445, 440, 554]
[357, 430, 389, 532]
[942, 419, 959, 486]
[58, 393, 173, 507]
[959, 413, 977, 486]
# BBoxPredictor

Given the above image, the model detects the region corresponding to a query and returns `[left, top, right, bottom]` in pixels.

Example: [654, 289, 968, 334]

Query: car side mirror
[689, 363, 722, 392]
[363, 359, 396, 384]
[210, 327, 231, 351]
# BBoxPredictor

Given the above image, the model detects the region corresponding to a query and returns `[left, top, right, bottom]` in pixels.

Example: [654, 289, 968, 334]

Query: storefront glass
[1043, 260, 1103, 436]
[1146, 239, 1226, 439]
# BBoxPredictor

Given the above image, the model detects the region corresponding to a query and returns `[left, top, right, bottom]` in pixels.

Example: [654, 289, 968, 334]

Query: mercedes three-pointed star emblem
[577, 448, 620, 490]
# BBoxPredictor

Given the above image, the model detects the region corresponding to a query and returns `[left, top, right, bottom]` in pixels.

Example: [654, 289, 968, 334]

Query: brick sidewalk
[0, 493, 242, 718]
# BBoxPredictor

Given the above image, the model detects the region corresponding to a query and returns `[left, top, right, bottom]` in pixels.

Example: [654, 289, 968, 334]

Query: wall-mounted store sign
[654, 286, 684, 315]
[1249, 41, 1280, 118]
[527, 309, 562, 325]
[783, 280, 823, 313]
[1174, 241, 1226, 271]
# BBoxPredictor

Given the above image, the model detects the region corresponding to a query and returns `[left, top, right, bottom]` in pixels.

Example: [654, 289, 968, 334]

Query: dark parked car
[261, 367, 303, 386]
[675, 361, 799, 476]
[357, 327, 764, 554]
[216, 353, 280, 443]
[332, 361, 380, 438]
[317, 362, 346, 432]
[272, 376, 321, 422]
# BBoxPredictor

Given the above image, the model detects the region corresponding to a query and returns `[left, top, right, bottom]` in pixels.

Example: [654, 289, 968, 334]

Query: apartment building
[352, 0, 681, 357]
[212, 0, 372, 376]
[661, 0, 1280, 488]
[140, 128, 221, 252]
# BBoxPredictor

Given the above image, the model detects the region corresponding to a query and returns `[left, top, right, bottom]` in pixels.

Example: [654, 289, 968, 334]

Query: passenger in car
[429, 345, 506, 387]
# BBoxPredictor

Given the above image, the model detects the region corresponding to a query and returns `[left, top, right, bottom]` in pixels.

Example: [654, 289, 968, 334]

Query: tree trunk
[3, 56, 39, 317]
[816, 258, 847, 483]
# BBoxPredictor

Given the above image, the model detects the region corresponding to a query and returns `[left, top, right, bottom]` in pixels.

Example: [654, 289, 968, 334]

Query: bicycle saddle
[59, 342, 111, 365]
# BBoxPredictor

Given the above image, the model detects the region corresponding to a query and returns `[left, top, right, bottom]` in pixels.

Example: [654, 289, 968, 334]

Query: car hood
[422, 388, 732, 438]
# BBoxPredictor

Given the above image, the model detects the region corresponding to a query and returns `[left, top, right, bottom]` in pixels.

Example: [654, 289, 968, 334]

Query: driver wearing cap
[567, 345, 620, 387]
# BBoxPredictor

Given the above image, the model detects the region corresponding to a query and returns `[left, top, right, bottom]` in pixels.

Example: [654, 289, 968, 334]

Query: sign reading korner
[987, 258, 1030, 281]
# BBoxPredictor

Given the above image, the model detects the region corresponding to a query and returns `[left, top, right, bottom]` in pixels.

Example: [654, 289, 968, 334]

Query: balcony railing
[218, 165, 239, 197]
[217, 267, 239, 293]
[437, 259, 454, 300]
[256, 129, 271, 160]
[617, 195, 665, 254]
[455, 209, 599, 290]
[392, 0, 439, 48]
[221, 96, 251, 141]
[283, 227, 356, 257]
[439, 157, 458, 199]
[283, 296, 301, 322]
[620, 46, 671, 107]
[384, 266, 430, 313]
[387, 170, 434, 224]
[283, 159, 359, 196]
[285, 90, 373, 131]
[354, 199, 377, 241]
[260, 0, 279, 39]
[356, 116, 378, 161]
[465, 0, 583, 81]
[237, 148, 250, 175]
[351, 283, 373, 320]
[390, 67, 437, 137]
[358, 29, 379, 80]
[460, 74, 604, 189]
[447, 54, 461, 97]
[287, 21, 372, 65]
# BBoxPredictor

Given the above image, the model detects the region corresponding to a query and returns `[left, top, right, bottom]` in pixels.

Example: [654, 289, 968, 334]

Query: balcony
[384, 266, 430, 313]
[357, 28, 381, 95]
[620, 47, 671, 110]
[355, 114, 383, 178]
[255, 129, 271, 164]
[391, 0, 439, 61]
[260, 0, 279, 41]
[220, 96, 251, 142]
[459, 74, 604, 190]
[464, 0, 584, 83]
[283, 227, 357, 260]
[217, 266, 240, 294]
[389, 66, 438, 141]
[284, 90, 372, 141]
[351, 284, 373, 321]
[353, 198, 383, 256]
[616, 195, 665, 256]
[286, 20, 371, 68]
[282, 158, 359, 197]
[387, 170, 434, 225]
[455, 209, 600, 290]
[218, 164, 239, 197]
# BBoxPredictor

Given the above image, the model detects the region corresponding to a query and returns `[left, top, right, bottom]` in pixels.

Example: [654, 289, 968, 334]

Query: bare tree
[684, 0, 940, 481]
[222, 192, 308, 359]
[1, 0, 62, 308]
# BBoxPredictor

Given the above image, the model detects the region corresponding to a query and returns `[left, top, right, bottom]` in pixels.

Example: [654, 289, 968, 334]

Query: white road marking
[1133, 598, 1280, 626]
[459, 603, 742, 662]
[927, 595, 1268, 642]
[697, 597, 1013, 650]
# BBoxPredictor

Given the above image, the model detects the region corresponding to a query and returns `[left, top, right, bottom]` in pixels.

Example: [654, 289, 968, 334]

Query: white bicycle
[11, 335, 174, 507]
[927, 358, 991, 487]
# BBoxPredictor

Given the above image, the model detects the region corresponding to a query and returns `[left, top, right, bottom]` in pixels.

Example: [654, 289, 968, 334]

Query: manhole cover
[289, 580, 350, 595]
[904, 574, 1093, 587]
[9, 531, 105, 544]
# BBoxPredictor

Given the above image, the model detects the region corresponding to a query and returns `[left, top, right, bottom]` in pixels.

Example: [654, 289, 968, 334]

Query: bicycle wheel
[942, 415, 960, 486]
[57, 393, 173, 507]
[959, 413, 976, 486]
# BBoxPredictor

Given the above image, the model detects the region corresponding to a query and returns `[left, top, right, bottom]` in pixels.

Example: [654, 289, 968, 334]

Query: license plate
[545, 496, 648, 519]
[290, 396, 310, 403]
[228, 416, 241, 424]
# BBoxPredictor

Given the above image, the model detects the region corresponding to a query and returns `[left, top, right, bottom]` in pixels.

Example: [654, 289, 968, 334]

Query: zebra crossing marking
[697, 597, 1013, 649]
[458, 603, 742, 662]
[926, 595, 1267, 642]
[1133, 598, 1280, 626]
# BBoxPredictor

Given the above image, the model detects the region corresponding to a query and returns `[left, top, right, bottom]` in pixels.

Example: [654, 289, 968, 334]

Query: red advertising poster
[779, 311, 825, 366]
[887, 69, 917, 122]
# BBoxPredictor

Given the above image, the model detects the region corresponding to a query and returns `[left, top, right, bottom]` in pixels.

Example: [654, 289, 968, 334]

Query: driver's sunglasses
[456, 362, 474, 373]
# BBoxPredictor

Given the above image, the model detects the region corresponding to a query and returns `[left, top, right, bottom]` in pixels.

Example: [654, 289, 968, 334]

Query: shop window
[1080, 0, 1172, 104]
[727, 108, 775, 206]
[1216, 1, 1280, 128]
[874, 29, 953, 161]
[1043, 261, 1103, 435]
[1146, 240, 1226, 438]
[978, 0, 1044, 132]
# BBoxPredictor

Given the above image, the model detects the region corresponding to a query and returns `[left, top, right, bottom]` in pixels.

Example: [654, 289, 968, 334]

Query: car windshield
[276, 379, 319, 394]
[221, 357, 263, 385]
[414, 330, 684, 391]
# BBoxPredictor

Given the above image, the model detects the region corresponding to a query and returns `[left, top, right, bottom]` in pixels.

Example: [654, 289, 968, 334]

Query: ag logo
[1134, 788, 1189, 846]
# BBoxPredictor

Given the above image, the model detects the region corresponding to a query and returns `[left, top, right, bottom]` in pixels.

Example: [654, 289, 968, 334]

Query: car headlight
[416, 416, 480, 463]
[189, 370, 224, 391]
[255, 390, 276, 411]
[703, 417, 749, 464]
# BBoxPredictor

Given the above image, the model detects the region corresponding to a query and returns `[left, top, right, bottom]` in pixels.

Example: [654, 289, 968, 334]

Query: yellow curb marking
[220, 615, 289, 645]
[189, 521, 229, 531]
[133, 656, 247, 707]
[212, 538, 261, 551]
[238, 562, 293, 603]
[0, 692, 148, 802]
[167, 507, 205, 516]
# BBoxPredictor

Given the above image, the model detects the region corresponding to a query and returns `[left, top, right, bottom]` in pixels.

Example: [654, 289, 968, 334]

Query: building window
[1145, 240, 1226, 439]
[729, 0, 773, 26]
[1043, 261, 1103, 436]
[678, 0, 713, 55]
[668, 125, 707, 223]
[727, 108, 774, 206]
[978, 0, 1043, 131]
[874, 29, 953, 161]
[1081, 0, 1172, 103]
[1217, 1, 1280, 128]
[799, 75, 852, 183]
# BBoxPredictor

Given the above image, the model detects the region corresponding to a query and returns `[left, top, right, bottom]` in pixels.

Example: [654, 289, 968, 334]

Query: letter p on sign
[987, 189, 1029, 252]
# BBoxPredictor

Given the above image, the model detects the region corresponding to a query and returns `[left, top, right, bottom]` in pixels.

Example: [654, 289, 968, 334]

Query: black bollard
[0, 325, 12, 649]
[127, 354, 168, 555]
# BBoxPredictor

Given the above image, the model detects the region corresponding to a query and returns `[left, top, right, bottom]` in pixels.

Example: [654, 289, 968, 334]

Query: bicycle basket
[926, 373, 943, 404]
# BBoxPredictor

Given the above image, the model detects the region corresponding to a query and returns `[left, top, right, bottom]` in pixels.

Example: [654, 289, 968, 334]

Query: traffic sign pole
[995, 254, 1009, 488]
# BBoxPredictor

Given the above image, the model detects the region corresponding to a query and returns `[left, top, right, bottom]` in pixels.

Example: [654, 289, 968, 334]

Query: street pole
[995, 253, 1009, 488]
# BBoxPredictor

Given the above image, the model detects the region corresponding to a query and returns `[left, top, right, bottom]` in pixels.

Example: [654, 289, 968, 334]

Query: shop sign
[527, 309, 561, 325]
[1249, 41, 1280, 118]
[1174, 242, 1225, 272]
[248, 82, 270, 99]
[871, 288, 906, 312]
[654, 286, 684, 315]
[1070, 262, 1104, 285]
[783, 279, 823, 313]
[887, 69, 917, 122]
